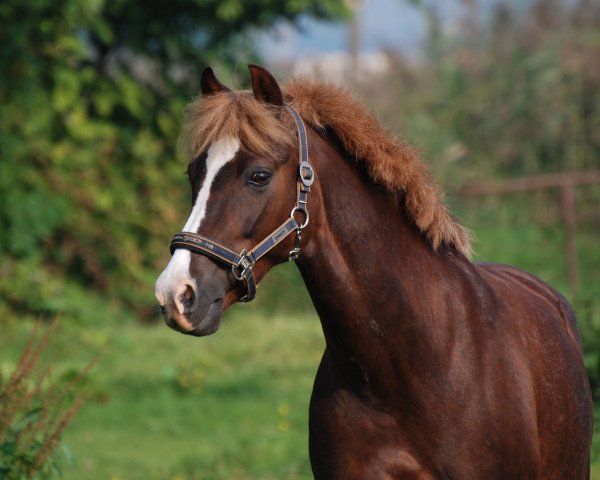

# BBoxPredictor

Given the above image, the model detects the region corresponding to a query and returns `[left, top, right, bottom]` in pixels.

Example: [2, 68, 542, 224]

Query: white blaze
[155, 137, 240, 305]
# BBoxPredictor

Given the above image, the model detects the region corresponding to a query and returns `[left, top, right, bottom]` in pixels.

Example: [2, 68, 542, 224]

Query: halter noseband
[169, 105, 314, 302]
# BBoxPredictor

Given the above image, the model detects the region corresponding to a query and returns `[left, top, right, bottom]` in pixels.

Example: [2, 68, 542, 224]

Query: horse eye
[249, 170, 271, 187]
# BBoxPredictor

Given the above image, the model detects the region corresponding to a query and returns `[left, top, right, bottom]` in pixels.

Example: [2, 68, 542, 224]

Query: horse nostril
[175, 284, 196, 315]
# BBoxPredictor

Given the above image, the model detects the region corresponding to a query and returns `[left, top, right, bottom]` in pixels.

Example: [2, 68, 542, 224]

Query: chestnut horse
[155, 65, 592, 479]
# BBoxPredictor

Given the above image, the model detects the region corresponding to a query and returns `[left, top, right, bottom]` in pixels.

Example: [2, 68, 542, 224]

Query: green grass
[1, 311, 325, 480]
[1, 310, 599, 480]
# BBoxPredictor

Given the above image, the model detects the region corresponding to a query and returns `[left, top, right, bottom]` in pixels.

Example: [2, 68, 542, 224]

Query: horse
[155, 64, 592, 479]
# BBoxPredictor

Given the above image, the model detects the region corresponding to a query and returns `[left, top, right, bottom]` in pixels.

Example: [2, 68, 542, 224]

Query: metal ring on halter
[232, 250, 253, 281]
[290, 206, 309, 229]
[231, 264, 247, 281]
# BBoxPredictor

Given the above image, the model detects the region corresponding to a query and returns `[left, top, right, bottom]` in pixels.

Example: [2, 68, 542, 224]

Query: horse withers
[155, 64, 592, 479]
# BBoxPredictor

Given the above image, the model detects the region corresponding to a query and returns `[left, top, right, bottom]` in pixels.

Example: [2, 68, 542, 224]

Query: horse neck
[296, 132, 469, 400]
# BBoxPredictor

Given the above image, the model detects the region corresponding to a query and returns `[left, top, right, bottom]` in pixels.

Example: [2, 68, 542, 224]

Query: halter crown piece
[169, 105, 314, 302]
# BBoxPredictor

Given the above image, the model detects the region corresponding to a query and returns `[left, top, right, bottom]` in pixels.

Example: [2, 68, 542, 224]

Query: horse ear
[201, 67, 231, 95]
[248, 64, 284, 107]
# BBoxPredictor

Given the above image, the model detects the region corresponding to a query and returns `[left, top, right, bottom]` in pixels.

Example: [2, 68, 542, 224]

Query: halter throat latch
[169, 104, 313, 302]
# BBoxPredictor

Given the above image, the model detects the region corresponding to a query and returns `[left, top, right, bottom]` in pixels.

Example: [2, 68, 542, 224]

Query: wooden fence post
[560, 184, 579, 293]
[459, 170, 600, 295]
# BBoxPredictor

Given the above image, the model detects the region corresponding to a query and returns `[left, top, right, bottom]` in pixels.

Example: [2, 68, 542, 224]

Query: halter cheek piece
[169, 105, 314, 302]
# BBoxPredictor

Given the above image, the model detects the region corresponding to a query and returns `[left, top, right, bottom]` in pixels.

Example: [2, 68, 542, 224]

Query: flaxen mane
[181, 79, 472, 257]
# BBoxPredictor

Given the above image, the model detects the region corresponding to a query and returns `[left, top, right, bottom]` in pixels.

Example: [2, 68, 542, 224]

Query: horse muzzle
[160, 295, 224, 337]
[156, 270, 226, 336]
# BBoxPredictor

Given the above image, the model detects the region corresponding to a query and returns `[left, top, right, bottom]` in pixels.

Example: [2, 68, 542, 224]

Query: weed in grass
[175, 360, 206, 394]
[0, 319, 99, 479]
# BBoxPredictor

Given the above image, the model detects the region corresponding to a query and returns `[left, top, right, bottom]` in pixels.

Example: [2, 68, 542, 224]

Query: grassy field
[2, 310, 325, 480]
[2, 308, 599, 480]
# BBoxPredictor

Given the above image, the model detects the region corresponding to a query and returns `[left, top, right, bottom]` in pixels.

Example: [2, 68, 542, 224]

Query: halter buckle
[299, 162, 314, 187]
[232, 250, 254, 281]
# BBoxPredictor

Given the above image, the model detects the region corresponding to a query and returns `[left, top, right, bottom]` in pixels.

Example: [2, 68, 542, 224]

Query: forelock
[181, 91, 293, 158]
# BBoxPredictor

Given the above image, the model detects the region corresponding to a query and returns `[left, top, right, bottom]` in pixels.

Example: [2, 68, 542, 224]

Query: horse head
[155, 65, 313, 336]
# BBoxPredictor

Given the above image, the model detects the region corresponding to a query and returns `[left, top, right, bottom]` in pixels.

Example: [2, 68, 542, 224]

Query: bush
[0, 319, 97, 479]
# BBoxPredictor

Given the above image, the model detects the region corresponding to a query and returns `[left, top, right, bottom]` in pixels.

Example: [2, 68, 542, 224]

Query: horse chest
[308, 350, 435, 479]
[307, 348, 545, 480]
[308, 394, 433, 480]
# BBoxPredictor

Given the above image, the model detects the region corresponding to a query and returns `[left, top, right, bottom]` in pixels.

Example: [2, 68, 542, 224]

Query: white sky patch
[155, 137, 240, 305]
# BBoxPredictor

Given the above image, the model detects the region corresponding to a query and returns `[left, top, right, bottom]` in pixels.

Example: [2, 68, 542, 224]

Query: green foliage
[0, 0, 348, 322]
[0, 320, 95, 479]
[578, 290, 600, 399]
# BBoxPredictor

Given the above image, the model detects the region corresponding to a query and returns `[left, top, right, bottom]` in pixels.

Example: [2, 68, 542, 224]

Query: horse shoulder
[477, 263, 582, 348]
[471, 262, 592, 479]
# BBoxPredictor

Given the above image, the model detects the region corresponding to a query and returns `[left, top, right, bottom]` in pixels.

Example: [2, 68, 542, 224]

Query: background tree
[0, 0, 348, 320]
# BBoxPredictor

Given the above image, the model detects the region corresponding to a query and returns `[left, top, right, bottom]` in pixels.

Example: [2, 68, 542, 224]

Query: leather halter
[169, 105, 314, 302]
